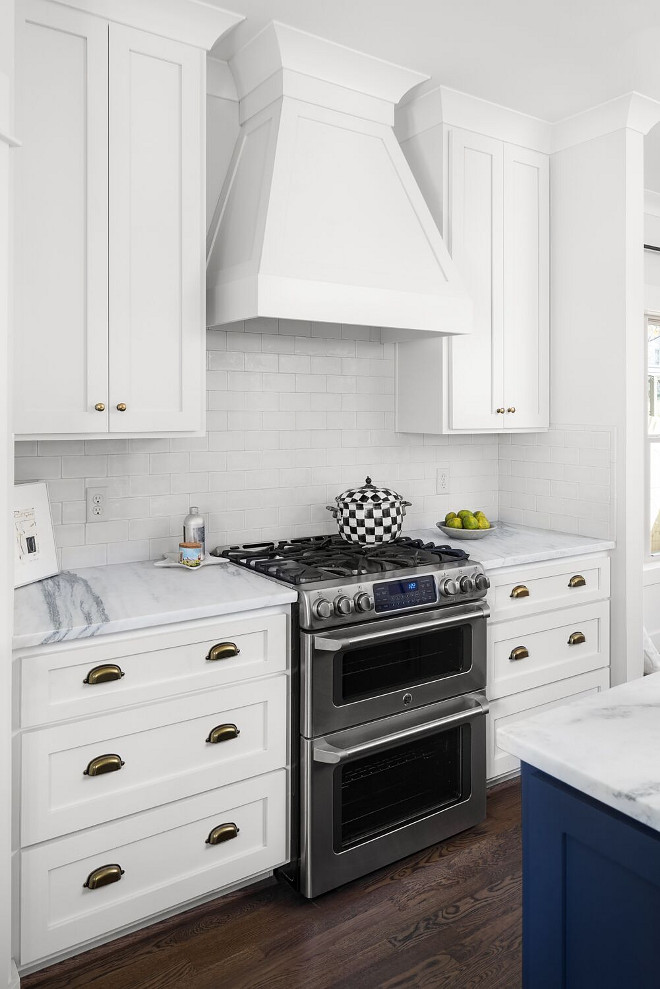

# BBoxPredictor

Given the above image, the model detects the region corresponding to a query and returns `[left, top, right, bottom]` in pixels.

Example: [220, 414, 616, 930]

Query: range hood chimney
[206, 22, 472, 338]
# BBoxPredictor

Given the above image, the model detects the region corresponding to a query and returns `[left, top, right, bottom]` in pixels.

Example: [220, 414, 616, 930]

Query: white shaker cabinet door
[14, 0, 109, 434]
[108, 26, 204, 433]
[448, 128, 504, 431]
[502, 144, 549, 429]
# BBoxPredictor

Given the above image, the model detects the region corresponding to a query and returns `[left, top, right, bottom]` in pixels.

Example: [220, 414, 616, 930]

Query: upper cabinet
[396, 121, 549, 434]
[13, 0, 241, 438]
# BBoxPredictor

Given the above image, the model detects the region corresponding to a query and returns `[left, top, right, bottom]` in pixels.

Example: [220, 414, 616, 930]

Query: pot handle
[401, 500, 412, 515]
[326, 505, 339, 517]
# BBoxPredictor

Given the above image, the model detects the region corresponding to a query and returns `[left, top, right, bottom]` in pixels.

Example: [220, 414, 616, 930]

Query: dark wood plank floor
[23, 780, 522, 989]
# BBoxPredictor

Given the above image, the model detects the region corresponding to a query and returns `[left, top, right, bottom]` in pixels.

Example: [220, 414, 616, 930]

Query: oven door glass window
[334, 724, 469, 852]
[335, 625, 471, 705]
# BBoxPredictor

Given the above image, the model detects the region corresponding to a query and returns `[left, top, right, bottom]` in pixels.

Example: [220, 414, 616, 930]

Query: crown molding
[552, 92, 660, 153]
[229, 21, 428, 107]
[395, 85, 553, 153]
[47, 0, 243, 50]
[207, 56, 237, 101]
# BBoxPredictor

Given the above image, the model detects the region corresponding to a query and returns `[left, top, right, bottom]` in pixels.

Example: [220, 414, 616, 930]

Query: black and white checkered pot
[326, 477, 412, 545]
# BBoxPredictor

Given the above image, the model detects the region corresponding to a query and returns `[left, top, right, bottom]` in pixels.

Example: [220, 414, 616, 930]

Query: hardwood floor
[22, 780, 522, 989]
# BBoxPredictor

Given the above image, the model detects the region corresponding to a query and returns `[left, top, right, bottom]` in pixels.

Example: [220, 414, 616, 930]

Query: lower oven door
[299, 691, 487, 899]
[302, 603, 488, 737]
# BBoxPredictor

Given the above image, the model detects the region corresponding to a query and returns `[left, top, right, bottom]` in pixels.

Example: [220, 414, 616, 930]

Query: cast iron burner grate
[215, 535, 469, 585]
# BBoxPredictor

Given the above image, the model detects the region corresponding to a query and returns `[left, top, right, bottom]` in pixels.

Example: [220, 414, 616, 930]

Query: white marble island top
[408, 521, 613, 570]
[13, 560, 297, 651]
[499, 673, 660, 833]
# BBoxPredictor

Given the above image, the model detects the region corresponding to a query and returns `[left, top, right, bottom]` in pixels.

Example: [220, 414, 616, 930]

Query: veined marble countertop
[13, 560, 297, 650]
[499, 673, 660, 833]
[407, 521, 614, 570]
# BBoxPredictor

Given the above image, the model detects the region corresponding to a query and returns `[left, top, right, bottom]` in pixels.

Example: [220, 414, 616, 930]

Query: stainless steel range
[215, 535, 490, 898]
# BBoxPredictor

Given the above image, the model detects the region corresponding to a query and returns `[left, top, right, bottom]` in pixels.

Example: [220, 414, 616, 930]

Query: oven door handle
[312, 603, 489, 652]
[312, 694, 488, 765]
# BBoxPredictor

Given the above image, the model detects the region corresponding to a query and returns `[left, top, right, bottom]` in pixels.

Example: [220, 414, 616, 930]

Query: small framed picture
[13, 482, 59, 588]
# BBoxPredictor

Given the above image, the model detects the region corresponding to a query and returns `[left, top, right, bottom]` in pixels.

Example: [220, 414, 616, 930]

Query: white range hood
[206, 22, 472, 338]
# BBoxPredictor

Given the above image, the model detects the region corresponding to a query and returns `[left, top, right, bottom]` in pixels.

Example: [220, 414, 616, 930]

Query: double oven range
[217, 535, 490, 898]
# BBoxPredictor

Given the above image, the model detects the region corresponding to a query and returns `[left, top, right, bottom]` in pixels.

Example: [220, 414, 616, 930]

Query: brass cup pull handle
[496, 407, 505, 414]
[206, 723, 240, 744]
[568, 631, 586, 646]
[509, 646, 529, 662]
[206, 823, 240, 846]
[83, 864, 124, 890]
[510, 584, 530, 599]
[569, 575, 586, 588]
[84, 664, 125, 685]
[206, 642, 240, 662]
[507, 407, 516, 413]
[116, 403, 127, 412]
[84, 753, 125, 777]
[94, 402, 105, 412]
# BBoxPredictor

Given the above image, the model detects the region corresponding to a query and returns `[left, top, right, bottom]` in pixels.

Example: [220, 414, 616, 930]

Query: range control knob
[313, 598, 333, 620]
[439, 578, 459, 597]
[475, 573, 490, 592]
[334, 595, 354, 617]
[354, 592, 374, 613]
[459, 575, 476, 593]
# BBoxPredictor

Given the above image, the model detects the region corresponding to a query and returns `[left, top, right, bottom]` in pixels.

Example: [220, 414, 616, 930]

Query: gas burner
[215, 534, 469, 585]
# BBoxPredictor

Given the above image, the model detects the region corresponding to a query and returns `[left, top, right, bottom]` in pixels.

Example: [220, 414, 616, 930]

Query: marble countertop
[407, 522, 614, 570]
[13, 560, 297, 651]
[498, 673, 660, 833]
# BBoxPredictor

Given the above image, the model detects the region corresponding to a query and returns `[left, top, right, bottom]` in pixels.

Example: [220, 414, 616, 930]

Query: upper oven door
[301, 602, 488, 738]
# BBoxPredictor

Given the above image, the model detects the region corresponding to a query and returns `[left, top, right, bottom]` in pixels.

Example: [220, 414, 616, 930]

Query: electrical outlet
[86, 487, 108, 523]
[436, 467, 450, 494]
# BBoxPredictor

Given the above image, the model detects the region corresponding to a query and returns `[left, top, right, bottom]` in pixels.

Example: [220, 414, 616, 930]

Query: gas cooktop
[214, 534, 469, 585]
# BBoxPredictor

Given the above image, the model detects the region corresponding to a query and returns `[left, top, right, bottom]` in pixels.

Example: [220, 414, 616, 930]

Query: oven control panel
[373, 575, 437, 613]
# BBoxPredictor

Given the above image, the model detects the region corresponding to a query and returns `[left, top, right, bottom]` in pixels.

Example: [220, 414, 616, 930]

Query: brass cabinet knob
[206, 642, 240, 662]
[84, 664, 125, 685]
[84, 753, 125, 776]
[568, 575, 586, 588]
[568, 631, 586, 646]
[509, 646, 529, 662]
[206, 723, 240, 744]
[116, 403, 127, 412]
[83, 864, 124, 890]
[496, 407, 505, 414]
[507, 407, 516, 413]
[510, 584, 530, 599]
[206, 823, 240, 845]
[94, 403, 105, 412]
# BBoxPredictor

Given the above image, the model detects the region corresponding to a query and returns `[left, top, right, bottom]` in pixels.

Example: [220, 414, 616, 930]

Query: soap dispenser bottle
[183, 506, 205, 558]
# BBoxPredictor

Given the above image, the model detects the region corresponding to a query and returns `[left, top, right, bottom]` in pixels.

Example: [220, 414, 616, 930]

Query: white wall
[0, 0, 17, 982]
[551, 127, 645, 685]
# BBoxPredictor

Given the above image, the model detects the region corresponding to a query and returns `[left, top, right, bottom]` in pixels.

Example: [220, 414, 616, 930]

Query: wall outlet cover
[436, 467, 450, 493]
[86, 487, 108, 523]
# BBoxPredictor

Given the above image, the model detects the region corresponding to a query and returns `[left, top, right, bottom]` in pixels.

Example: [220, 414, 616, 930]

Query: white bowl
[436, 522, 497, 540]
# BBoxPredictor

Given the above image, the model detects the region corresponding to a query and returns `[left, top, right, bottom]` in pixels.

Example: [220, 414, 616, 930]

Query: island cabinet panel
[522, 764, 660, 989]
[21, 770, 288, 966]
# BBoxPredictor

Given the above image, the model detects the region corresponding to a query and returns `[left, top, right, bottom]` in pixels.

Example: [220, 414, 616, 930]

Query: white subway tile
[107, 496, 151, 520]
[106, 454, 147, 476]
[63, 455, 108, 478]
[169, 436, 209, 452]
[227, 330, 261, 351]
[129, 438, 170, 453]
[107, 540, 150, 564]
[84, 439, 130, 455]
[149, 453, 189, 475]
[262, 334, 296, 353]
[191, 449, 236, 469]
[61, 545, 107, 569]
[278, 355, 311, 374]
[15, 441, 38, 457]
[39, 440, 85, 456]
[129, 517, 172, 540]
[263, 372, 296, 392]
[62, 501, 86, 524]
[129, 474, 171, 496]
[85, 520, 129, 544]
[54, 523, 85, 548]
[208, 350, 244, 371]
[245, 353, 278, 372]
[228, 371, 263, 391]
[16, 457, 62, 481]
[227, 411, 263, 431]
[47, 478, 85, 502]
[149, 494, 190, 517]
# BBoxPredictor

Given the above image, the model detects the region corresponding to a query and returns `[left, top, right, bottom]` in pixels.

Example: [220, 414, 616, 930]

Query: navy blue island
[500, 672, 660, 989]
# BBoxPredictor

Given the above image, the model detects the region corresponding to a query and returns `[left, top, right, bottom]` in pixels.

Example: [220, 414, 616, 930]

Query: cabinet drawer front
[487, 554, 610, 623]
[20, 610, 288, 727]
[22, 677, 287, 845]
[21, 770, 287, 966]
[488, 601, 609, 700]
[487, 669, 610, 781]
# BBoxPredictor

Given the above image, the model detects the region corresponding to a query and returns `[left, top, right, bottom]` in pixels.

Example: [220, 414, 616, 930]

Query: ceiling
[211, 0, 660, 123]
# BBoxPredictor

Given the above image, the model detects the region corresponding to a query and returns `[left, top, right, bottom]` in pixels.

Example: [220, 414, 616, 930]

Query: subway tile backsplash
[15, 321, 502, 569]
[14, 323, 616, 569]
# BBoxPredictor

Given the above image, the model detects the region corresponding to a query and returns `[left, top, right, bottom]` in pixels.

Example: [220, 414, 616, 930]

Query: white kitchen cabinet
[14, 0, 205, 437]
[484, 553, 611, 783]
[15, 604, 290, 967]
[396, 127, 549, 433]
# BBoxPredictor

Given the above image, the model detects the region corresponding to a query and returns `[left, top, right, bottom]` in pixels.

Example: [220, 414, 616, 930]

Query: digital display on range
[373, 574, 438, 612]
